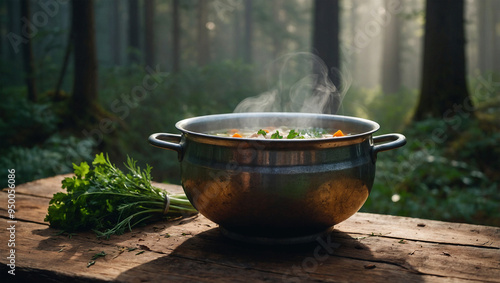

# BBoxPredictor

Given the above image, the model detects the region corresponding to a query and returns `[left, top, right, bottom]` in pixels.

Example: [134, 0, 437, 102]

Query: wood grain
[1, 175, 499, 282]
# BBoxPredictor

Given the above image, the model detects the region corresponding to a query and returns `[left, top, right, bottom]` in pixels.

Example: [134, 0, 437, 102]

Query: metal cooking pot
[149, 112, 406, 243]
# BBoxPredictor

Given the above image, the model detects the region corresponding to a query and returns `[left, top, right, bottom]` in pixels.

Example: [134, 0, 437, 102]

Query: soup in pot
[208, 127, 346, 139]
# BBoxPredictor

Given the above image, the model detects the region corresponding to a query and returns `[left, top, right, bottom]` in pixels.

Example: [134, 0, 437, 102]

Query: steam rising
[234, 52, 351, 114]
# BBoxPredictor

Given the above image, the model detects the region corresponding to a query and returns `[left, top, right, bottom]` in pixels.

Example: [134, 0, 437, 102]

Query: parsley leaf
[91, 251, 107, 260]
[44, 153, 198, 238]
[286, 129, 300, 139]
[271, 131, 283, 139]
[73, 162, 89, 179]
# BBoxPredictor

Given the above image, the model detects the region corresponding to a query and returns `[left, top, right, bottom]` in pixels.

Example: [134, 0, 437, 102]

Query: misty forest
[0, 0, 499, 226]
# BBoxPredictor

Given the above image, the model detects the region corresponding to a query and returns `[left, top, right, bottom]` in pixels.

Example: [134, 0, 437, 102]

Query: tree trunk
[55, 18, 73, 100]
[172, 0, 180, 72]
[272, 0, 284, 60]
[0, 1, 4, 63]
[243, 0, 252, 64]
[414, 0, 472, 121]
[232, 4, 241, 60]
[381, 0, 401, 95]
[144, 0, 155, 67]
[197, 0, 210, 66]
[346, 0, 358, 75]
[110, 0, 121, 65]
[20, 0, 37, 102]
[128, 0, 140, 64]
[312, 0, 340, 113]
[312, 0, 340, 86]
[480, 0, 500, 74]
[6, 0, 18, 62]
[494, 0, 500, 74]
[71, 0, 98, 119]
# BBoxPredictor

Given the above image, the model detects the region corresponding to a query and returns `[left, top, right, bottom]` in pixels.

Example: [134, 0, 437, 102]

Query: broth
[208, 127, 346, 139]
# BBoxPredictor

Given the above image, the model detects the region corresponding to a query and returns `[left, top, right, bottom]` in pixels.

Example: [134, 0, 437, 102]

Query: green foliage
[286, 129, 299, 139]
[361, 117, 500, 226]
[45, 153, 197, 238]
[339, 86, 418, 133]
[270, 130, 283, 139]
[0, 88, 95, 184]
[0, 89, 60, 148]
[257, 129, 268, 136]
[0, 134, 95, 184]
[448, 119, 500, 181]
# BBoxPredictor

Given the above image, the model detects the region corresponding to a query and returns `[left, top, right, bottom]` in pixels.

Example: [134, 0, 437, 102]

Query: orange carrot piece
[232, 133, 243, 138]
[333, 130, 345, 137]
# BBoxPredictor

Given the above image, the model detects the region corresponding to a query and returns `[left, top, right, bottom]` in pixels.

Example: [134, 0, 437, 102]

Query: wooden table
[1, 175, 499, 282]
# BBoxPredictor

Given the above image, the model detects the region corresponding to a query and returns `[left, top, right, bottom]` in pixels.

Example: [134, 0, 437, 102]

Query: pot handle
[148, 133, 183, 161]
[372, 133, 406, 156]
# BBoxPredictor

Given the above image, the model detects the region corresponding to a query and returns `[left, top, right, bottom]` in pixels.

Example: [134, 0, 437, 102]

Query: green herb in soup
[209, 127, 346, 139]
[271, 130, 283, 139]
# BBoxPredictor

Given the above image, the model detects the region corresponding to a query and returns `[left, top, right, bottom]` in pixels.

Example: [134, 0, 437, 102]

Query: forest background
[1, 0, 499, 226]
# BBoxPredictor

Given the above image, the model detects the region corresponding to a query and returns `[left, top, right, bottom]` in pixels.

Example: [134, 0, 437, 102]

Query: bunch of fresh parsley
[45, 153, 197, 238]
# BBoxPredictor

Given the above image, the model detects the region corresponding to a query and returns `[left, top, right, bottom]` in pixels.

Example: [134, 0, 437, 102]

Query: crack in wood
[348, 231, 500, 250]
[0, 214, 49, 226]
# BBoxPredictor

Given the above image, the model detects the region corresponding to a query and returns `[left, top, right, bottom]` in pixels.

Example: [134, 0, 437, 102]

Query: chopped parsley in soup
[209, 127, 346, 139]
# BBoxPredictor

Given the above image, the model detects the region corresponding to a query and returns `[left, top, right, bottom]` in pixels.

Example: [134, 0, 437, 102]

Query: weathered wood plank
[1, 206, 498, 282]
[333, 232, 500, 282]
[4, 174, 500, 249]
[336, 213, 500, 248]
[0, 192, 50, 224]
[10, 174, 73, 199]
[147, 223, 500, 282]
[2, 175, 499, 282]
[1, 220, 478, 282]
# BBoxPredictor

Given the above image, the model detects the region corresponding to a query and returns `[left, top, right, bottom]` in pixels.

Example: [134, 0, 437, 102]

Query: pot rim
[174, 112, 381, 142]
